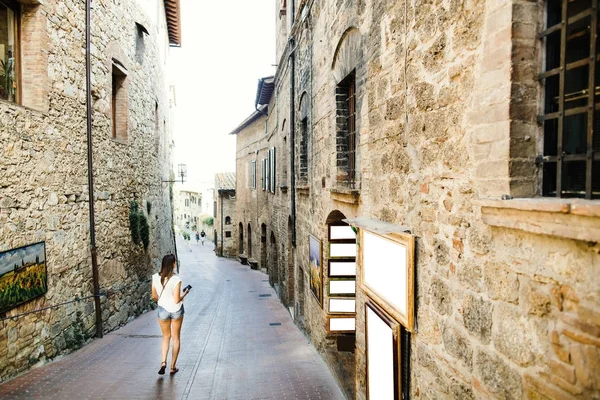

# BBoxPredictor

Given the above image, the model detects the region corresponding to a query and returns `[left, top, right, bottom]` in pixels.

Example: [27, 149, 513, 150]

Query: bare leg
[158, 318, 171, 365]
[170, 316, 184, 370]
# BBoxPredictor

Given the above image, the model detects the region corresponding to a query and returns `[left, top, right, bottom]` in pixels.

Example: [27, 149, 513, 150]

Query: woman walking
[152, 254, 190, 375]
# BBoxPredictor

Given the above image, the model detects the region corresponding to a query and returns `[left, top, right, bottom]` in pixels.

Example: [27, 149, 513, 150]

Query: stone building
[214, 173, 237, 257]
[0, 0, 180, 381]
[231, 0, 600, 399]
[173, 187, 202, 230]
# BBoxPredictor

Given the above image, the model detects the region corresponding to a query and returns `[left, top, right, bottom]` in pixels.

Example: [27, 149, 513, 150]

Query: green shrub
[129, 201, 140, 244]
[139, 213, 150, 250]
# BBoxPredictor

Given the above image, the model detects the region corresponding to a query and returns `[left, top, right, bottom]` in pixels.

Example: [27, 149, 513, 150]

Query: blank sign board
[330, 225, 356, 240]
[329, 280, 356, 295]
[329, 261, 357, 276]
[330, 243, 357, 258]
[329, 298, 356, 313]
[362, 230, 414, 330]
[366, 306, 395, 400]
[329, 317, 355, 332]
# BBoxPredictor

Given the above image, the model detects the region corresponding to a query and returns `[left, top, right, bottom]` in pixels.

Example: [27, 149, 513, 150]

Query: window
[251, 160, 257, 189]
[225, 216, 231, 225]
[539, 0, 599, 199]
[336, 72, 357, 186]
[268, 147, 276, 193]
[299, 118, 308, 183]
[135, 22, 148, 64]
[225, 231, 231, 238]
[111, 60, 128, 141]
[262, 158, 267, 191]
[0, 0, 19, 103]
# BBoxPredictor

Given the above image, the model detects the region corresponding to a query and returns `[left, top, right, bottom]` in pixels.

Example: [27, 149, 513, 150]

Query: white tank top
[153, 273, 183, 313]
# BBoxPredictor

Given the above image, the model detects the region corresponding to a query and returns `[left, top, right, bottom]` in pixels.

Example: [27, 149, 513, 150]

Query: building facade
[173, 188, 202, 231]
[214, 173, 237, 258]
[0, 0, 180, 381]
[231, 0, 600, 399]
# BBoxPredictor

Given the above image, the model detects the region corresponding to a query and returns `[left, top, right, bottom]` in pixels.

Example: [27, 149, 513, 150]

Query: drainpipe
[85, 0, 103, 339]
[289, 37, 296, 247]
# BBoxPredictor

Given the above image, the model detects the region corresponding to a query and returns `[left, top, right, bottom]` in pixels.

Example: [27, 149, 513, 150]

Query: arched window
[225, 216, 231, 225]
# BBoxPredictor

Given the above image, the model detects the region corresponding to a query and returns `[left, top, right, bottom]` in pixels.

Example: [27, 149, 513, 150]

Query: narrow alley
[0, 240, 344, 400]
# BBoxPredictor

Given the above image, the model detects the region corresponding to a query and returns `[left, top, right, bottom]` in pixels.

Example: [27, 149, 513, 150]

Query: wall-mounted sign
[0, 242, 48, 314]
[366, 302, 400, 400]
[329, 225, 356, 240]
[330, 242, 357, 258]
[329, 279, 356, 296]
[329, 297, 356, 313]
[361, 230, 415, 331]
[328, 315, 356, 333]
[329, 260, 356, 277]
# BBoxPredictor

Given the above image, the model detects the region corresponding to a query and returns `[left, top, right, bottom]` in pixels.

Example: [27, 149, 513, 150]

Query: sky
[169, 0, 276, 191]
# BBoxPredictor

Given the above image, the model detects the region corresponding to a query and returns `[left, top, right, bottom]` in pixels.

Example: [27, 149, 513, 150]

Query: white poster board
[330, 243, 357, 257]
[329, 317, 355, 332]
[329, 261, 357, 276]
[366, 305, 396, 400]
[329, 280, 356, 295]
[329, 298, 356, 313]
[329, 225, 356, 240]
[361, 230, 414, 331]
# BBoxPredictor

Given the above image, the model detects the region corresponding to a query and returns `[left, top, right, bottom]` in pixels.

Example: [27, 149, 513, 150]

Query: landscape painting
[309, 234, 322, 307]
[0, 242, 48, 314]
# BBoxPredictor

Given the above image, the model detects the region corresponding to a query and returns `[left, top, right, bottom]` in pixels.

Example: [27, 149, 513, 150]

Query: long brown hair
[159, 254, 177, 285]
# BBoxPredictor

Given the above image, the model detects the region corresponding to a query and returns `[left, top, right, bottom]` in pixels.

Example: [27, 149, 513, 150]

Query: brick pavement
[0, 239, 345, 400]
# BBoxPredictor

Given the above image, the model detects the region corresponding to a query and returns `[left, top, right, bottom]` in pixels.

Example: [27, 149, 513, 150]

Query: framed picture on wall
[360, 230, 415, 332]
[0, 242, 48, 314]
[309, 234, 323, 307]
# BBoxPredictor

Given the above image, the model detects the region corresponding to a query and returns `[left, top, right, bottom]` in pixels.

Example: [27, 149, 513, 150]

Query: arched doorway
[261, 223, 267, 272]
[238, 222, 244, 255]
[287, 216, 294, 306]
[247, 223, 252, 258]
[270, 231, 279, 290]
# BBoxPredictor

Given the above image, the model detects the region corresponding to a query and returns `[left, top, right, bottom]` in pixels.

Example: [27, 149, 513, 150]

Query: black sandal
[170, 367, 179, 375]
[158, 361, 167, 375]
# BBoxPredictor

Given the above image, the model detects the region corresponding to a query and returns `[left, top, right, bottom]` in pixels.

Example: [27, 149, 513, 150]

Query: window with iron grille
[539, 0, 599, 199]
[299, 118, 308, 183]
[335, 72, 357, 186]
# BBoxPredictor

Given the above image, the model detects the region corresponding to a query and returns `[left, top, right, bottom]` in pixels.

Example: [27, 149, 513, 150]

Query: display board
[329, 225, 356, 240]
[329, 298, 356, 313]
[361, 230, 414, 331]
[366, 303, 399, 400]
[330, 243, 357, 258]
[329, 261, 356, 277]
[328, 316, 356, 332]
[329, 279, 356, 296]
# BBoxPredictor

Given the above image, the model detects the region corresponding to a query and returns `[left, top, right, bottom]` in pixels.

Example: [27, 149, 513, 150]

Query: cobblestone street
[0, 239, 344, 400]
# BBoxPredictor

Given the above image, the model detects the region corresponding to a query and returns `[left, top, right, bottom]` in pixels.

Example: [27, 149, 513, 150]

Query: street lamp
[162, 163, 187, 184]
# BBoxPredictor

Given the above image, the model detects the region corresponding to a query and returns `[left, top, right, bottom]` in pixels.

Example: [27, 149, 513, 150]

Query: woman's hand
[151, 284, 158, 301]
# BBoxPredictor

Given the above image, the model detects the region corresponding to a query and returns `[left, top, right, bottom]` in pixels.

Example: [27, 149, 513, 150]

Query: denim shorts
[157, 305, 184, 321]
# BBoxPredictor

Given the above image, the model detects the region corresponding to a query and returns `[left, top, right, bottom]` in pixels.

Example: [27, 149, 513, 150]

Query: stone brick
[524, 374, 578, 400]
[483, 261, 519, 303]
[430, 277, 452, 315]
[549, 359, 576, 385]
[462, 293, 493, 344]
[475, 350, 523, 399]
[493, 302, 543, 366]
[442, 323, 473, 369]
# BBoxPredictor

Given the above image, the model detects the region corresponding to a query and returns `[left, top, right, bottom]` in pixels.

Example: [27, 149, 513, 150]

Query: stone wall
[231, 0, 600, 398]
[0, 0, 175, 382]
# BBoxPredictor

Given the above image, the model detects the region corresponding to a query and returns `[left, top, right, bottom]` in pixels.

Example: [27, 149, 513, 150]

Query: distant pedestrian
[195, 231, 200, 246]
[200, 230, 206, 246]
[152, 254, 191, 375]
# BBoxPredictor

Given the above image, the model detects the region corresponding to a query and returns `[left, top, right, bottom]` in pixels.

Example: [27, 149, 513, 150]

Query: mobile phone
[183, 285, 192, 292]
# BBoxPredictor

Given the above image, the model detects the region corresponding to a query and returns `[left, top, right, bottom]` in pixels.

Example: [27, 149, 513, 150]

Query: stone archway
[287, 216, 294, 306]
[238, 222, 244, 255]
[270, 231, 279, 290]
[261, 223, 267, 272]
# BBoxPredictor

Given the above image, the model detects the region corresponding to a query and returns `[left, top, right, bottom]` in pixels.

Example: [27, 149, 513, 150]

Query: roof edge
[228, 104, 268, 135]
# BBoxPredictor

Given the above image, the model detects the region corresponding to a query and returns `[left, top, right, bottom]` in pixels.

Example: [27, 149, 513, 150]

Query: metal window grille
[299, 119, 308, 183]
[347, 76, 356, 184]
[538, 0, 599, 199]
